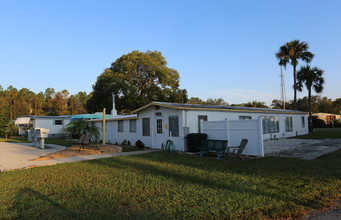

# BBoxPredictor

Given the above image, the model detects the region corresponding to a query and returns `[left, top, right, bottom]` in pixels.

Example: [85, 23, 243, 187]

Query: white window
[54, 120, 63, 125]
[169, 116, 179, 137]
[285, 117, 293, 132]
[239, 116, 252, 120]
[142, 118, 150, 136]
[130, 119, 136, 132]
[118, 120, 123, 132]
[262, 116, 279, 134]
[156, 119, 162, 134]
[301, 116, 305, 128]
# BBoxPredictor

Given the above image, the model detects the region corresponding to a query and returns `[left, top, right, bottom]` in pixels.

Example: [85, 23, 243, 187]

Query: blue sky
[0, 0, 340, 105]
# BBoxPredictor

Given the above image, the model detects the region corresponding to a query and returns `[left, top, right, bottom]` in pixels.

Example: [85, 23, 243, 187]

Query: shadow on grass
[135, 151, 341, 180]
[14, 187, 76, 219]
[86, 155, 293, 205]
[12, 186, 165, 219]
[84, 151, 341, 217]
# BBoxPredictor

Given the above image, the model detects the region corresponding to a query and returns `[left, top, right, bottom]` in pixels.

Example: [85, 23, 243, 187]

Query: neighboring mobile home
[15, 116, 71, 137]
[93, 102, 309, 151]
[312, 112, 341, 125]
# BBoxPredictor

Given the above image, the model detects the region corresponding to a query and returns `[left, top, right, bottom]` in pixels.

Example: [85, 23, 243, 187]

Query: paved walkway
[0, 142, 157, 171]
[264, 139, 341, 160]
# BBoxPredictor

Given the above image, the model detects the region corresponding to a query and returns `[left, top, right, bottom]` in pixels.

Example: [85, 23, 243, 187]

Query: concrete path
[0, 142, 157, 171]
[264, 139, 341, 160]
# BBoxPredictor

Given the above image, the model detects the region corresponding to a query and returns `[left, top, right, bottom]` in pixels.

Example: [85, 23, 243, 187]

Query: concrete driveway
[264, 138, 341, 160]
[0, 142, 65, 171]
[0, 142, 155, 171]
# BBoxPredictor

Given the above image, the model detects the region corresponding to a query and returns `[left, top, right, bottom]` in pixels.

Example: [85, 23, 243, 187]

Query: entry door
[154, 117, 165, 149]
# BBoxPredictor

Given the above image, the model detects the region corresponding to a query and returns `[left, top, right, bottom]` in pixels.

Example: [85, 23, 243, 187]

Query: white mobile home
[15, 115, 71, 137]
[94, 102, 308, 152]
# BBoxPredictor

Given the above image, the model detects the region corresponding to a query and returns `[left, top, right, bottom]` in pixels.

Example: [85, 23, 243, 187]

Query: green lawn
[0, 138, 29, 143]
[45, 137, 74, 147]
[294, 128, 341, 139]
[0, 151, 340, 219]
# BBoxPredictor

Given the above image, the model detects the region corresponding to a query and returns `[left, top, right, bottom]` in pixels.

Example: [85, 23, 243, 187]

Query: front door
[154, 117, 165, 149]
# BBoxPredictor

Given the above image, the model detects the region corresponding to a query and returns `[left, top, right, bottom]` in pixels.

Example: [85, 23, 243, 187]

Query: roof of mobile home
[132, 102, 307, 115]
[15, 115, 71, 125]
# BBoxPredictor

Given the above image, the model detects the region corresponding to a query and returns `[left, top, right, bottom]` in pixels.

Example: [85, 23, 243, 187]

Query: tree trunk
[308, 88, 312, 132]
[293, 65, 297, 110]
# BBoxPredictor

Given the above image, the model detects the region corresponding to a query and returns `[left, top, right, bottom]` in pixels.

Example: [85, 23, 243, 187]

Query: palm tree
[276, 40, 315, 110]
[62, 120, 101, 142]
[297, 65, 324, 132]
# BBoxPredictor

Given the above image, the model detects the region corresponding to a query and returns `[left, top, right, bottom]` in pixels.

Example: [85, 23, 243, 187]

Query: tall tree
[16, 88, 35, 116]
[333, 98, 341, 115]
[6, 86, 18, 119]
[53, 89, 69, 115]
[318, 97, 334, 113]
[87, 50, 188, 113]
[0, 85, 8, 116]
[276, 40, 314, 110]
[44, 88, 55, 115]
[205, 98, 229, 106]
[243, 101, 269, 108]
[186, 97, 205, 105]
[68, 95, 78, 115]
[33, 92, 45, 116]
[75, 92, 89, 114]
[297, 65, 324, 131]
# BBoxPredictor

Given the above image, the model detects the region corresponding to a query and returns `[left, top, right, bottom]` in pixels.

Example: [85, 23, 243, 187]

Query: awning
[15, 117, 31, 125]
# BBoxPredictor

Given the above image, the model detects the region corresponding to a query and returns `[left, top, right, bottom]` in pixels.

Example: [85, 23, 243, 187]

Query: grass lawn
[0, 151, 340, 219]
[0, 138, 29, 143]
[294, 128, 341, 139]
[45, 137, 74, 147]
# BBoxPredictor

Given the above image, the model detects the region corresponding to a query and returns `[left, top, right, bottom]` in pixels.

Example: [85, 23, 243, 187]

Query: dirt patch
[30, 144, 122, 161]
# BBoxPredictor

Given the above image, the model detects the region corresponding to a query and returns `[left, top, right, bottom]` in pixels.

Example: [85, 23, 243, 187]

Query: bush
[312, 116, 327, 128]
[135, 139, 144, 148]
[121, 139, 128, 145]
[333, 120, 341, 128]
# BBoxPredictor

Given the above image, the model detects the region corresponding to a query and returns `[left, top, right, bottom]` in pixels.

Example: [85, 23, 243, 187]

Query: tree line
[1, 49, 340, 123]
[0, 85, 90, 120]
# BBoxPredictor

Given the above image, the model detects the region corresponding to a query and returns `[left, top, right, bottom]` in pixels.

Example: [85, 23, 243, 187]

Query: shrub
[135, 139, 144, 148]
[333, 120, 341, 128]
[312, 116, 326, 128]
[121, 139, 128, 145]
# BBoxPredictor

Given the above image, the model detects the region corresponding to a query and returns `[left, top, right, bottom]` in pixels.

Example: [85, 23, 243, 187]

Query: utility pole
[280, 66, 287, 110]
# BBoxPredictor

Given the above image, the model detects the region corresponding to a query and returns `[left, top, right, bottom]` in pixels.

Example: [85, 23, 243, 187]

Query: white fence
[202, 119, 264, 157]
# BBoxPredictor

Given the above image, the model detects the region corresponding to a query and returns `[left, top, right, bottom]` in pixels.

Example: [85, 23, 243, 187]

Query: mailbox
[31, 128, 50, 149]
[35, 128, 49, 138]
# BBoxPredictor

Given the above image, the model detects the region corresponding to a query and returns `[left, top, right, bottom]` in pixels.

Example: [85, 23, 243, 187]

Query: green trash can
[186, 133, 208, 152]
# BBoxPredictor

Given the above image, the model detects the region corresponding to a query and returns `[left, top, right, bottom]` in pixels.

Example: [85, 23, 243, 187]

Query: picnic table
[199, 139, 228, 159]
